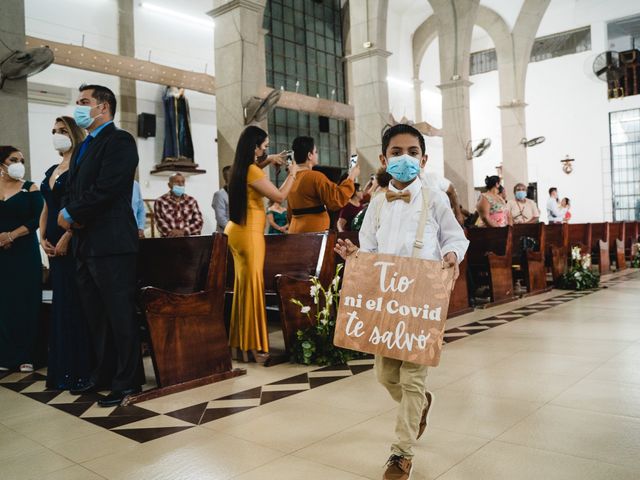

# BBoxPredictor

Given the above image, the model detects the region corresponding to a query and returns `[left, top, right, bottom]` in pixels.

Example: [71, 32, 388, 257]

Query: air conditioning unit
[27, 82, 72, 106]
[608, 35, 634, 52]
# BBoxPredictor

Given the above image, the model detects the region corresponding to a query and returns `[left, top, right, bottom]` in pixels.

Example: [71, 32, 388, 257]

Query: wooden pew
[591, 222, 610, 274]
[137, 235, 213, 294]
[466, 227, 515, 304]
[624, 221, 639, 261]
[130, 234, 244, 404]
[225, 232, 337, 353]
[544, 223, 568, 284]
[511, 223, 550, 295]
[608, 222, 626, 270]
[567, 223, 592, 256]
[448, 255, 473, 317]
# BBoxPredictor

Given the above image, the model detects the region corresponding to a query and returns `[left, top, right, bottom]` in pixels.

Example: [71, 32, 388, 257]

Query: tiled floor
[2, 270, 639, 479]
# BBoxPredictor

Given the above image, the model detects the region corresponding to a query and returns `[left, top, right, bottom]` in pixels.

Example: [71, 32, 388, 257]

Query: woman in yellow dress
[225, 126, 298, 363]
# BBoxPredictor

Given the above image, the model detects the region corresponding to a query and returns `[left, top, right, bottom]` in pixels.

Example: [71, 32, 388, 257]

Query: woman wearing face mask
[507, 183, 540, 224]
[226, 126, 299, 364]
[39, 117, 92, 390]
[476, 175, 510, 227]
[0, 146, 45, 373]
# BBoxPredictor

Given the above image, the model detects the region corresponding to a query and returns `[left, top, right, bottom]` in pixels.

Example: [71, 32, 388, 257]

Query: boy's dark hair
[292, 136, 315, 164]
[79, 84, 117, 117]
[381, 124, 426, 156]
[563, 197, 570, 206]
[549, 187, 557, 195]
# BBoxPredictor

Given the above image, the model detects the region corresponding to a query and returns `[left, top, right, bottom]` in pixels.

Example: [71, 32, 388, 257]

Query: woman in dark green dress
[266, 200, 289, 234]
[0, 146, 44, 372]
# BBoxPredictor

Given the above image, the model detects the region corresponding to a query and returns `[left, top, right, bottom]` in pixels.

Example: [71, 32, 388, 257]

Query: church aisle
[1, 271, 639, 480]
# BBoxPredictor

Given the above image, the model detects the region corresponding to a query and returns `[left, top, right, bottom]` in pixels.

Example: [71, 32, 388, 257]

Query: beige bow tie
[385, 190, 411, 203]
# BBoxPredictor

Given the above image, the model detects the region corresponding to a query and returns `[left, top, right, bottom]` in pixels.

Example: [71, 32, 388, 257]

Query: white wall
[24, 0, 220, 234]
[465, 0, 640, 223]
[402, 0, 640, 220]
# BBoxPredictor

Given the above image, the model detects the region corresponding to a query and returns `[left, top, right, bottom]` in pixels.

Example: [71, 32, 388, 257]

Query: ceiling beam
[25, 35, 354, 120]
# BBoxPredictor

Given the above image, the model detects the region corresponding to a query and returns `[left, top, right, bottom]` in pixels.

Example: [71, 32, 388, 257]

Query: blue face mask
[515, 191, 527, 200]
[73, 104, 102, 129]
[172, 185, 185, 197]
[386, 154, 421, 183]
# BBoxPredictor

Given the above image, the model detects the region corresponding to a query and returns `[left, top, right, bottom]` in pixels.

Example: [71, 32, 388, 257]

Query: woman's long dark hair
[228, 126, 268, 225]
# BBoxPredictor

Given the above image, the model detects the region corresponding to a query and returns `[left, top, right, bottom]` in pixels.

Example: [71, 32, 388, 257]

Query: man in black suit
[58, 84, 143, 407]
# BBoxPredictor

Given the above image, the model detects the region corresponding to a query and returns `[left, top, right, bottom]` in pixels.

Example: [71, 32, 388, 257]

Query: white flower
[325, 292, 333, 306]
[571, 246, 581, 260]
[574, 272, 582, 279]
[310, 284, 318, 298]
[300, 306, 311, 314]
[320, 318, 328, 325]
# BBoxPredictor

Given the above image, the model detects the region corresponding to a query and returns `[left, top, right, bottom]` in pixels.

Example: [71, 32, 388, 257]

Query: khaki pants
[375, 355, 429, 458]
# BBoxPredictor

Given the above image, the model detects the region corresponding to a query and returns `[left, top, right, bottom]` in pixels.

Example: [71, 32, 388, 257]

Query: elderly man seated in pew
[507, 183, 540, 224]
[154, 172, 204, 237]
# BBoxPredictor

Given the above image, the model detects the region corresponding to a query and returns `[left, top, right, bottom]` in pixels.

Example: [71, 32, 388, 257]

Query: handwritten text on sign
[333, 252, 454, 366]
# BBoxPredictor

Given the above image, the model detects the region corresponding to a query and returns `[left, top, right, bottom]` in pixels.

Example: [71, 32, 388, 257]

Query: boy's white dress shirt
[359, 176, 469, 262]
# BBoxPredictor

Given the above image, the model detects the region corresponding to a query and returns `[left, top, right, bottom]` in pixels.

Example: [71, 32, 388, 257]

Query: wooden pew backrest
[568, 223, 592, 254]
[138, 235, 213, 294]
[590, 222, 610, 274]
[544, 223, 568, 282]
[466, 227, 511, 263]
[226, 232, 335, 293]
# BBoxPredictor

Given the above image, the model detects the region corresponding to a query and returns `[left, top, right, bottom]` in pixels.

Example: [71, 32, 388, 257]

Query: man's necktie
[74, 135, 94, 167]
[385, 190, 411, 203]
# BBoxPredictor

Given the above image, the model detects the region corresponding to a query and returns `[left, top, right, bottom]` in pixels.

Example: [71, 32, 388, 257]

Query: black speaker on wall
[319, 115, 330, 133]
[138, 113, 156, 138]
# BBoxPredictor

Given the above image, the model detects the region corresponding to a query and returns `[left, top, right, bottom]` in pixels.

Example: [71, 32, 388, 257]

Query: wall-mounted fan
[0, 45, 54, 89]
[593, 51, 622, 82]
[466, 138, 491, 159]
[244, 89, 282, 125]
[521, 136, 545, 147]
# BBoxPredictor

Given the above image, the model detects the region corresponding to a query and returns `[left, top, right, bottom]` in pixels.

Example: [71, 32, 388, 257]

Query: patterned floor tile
[1, 271, 636, 444]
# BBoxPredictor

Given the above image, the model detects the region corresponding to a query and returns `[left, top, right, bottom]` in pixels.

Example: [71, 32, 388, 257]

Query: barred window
[470, 26, 592, 76]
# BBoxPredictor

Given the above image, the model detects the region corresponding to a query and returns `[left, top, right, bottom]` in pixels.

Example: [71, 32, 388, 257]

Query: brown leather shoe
[383, 455, 412, 480]
[417, 391, 433, 440]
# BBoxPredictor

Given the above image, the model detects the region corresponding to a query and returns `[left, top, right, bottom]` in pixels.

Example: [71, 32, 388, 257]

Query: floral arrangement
[557, 246, 600, 291]
[631, 243, 640, 268]
[291, 264, 367, 366]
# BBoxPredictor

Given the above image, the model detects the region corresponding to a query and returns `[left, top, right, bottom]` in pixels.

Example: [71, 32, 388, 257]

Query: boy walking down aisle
[335, 124, 469, 480]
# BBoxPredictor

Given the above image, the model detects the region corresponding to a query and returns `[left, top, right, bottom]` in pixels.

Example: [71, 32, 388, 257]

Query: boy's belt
[291, 205, 326, 216]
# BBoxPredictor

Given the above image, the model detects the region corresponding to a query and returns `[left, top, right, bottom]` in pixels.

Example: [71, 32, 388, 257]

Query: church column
[0, 0, 31, 178]
[117, 0, 138, 138]
[437, 78, 475, 208]
[346, 49, 391, 177]
[493, 0, 549, 192]
[413, 76, 423, 122]
[208, 0, 267, 184]
[428, 0, 480, 209]
[345, 0, 390, 178]
[498, 101, 528, 193]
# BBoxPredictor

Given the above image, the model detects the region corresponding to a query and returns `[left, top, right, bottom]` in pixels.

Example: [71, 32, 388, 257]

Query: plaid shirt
[154, 192, 203, 237]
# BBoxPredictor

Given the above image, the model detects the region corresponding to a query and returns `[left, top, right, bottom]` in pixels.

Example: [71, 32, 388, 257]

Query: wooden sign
[334, 251, 455, 366]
